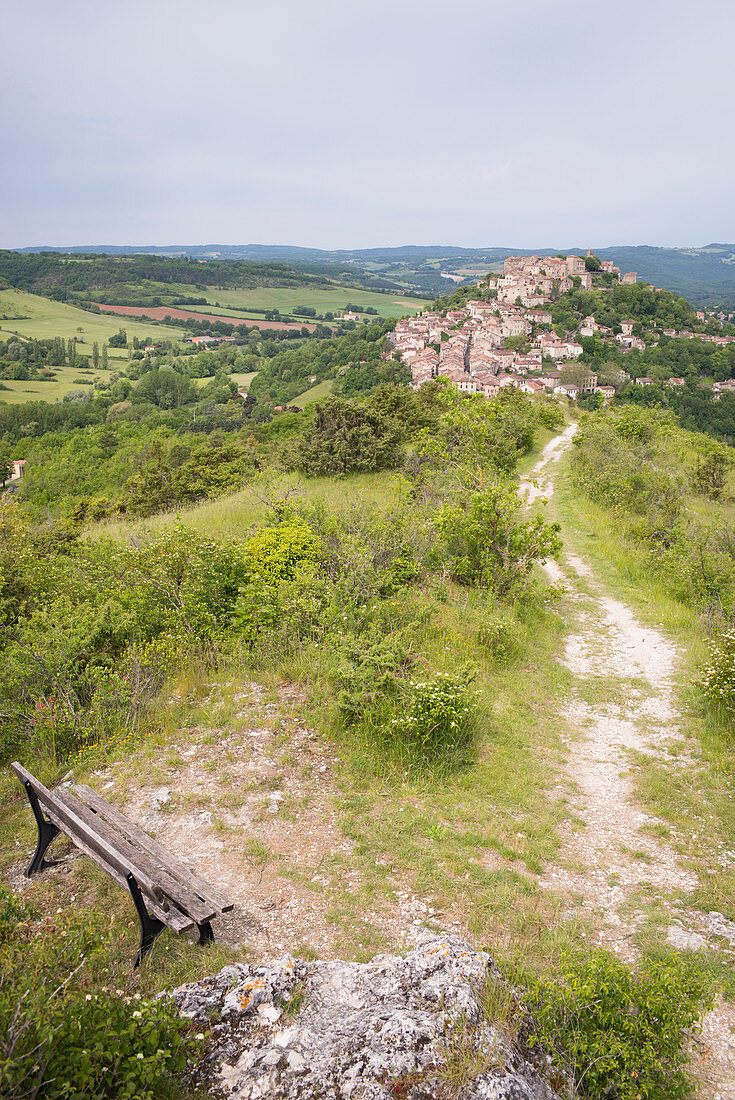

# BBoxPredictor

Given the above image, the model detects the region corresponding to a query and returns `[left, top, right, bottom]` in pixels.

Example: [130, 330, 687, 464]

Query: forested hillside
[15, 242, 735, 308]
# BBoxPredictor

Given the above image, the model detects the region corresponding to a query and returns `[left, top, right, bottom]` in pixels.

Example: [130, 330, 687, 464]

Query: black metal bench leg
[125, 871, 165, 968]
[23, 780, 60, 877]
[196, 920, 214, 947]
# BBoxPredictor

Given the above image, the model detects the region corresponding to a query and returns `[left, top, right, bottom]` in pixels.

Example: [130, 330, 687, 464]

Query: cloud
[2, 0, 734, 247]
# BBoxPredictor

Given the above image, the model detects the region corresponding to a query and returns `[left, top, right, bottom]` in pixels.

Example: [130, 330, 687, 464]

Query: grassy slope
[84, 434, 587, 971]
[0, 287, 187, 346]
[0, 365, 118, 404]
[291, 378, 334, 406]
[195, 285, 425, 319]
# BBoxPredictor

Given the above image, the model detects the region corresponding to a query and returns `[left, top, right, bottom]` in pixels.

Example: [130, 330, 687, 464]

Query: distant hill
[11, 242, 735, 309]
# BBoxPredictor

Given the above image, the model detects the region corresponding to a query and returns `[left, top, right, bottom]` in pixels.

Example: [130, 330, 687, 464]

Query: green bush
[287, 396, 404, 476]
[528, 950, 712, 1100]
[477, 616, 523, 665]
[387, 672, 478, 764]
[435, 485, 562, 598]
[700, 625, 735, 724]
[0, 890, 195, 1100]
[336, 626, 417, 728]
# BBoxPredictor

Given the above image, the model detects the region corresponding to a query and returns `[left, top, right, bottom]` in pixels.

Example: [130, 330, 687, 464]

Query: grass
[0, 365, 120, 404]
[92, 468, 409, 543]
[0, 287, 187, 347]
[195, 284, 425, 319]
[291, 378, 334, 406]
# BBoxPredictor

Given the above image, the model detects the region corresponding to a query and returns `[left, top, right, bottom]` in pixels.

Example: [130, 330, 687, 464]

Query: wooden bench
[11, 762, 234, 967]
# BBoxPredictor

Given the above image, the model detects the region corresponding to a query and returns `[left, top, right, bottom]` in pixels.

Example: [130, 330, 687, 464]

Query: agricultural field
[229, 370, 258, 392]
[0, 365, 116, 404]
[92, 302, 314, 331]
[194, 285, 426, 319]
[0, 287, 187, 352]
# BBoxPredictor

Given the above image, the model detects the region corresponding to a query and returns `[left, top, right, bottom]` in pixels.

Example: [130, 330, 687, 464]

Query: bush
[435, 486, 562, 598]
[528, 950, 712, 1100]
[700, 625, 735, 723]
[288, 396, 403, 476]
[387, 672, 478, 764]
[477, 616, 523, 665]
[0, 889, 195, 1100]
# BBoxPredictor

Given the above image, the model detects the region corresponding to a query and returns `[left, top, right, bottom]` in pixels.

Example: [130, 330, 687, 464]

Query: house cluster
[390, 251, 633, 399]
[184, 335, 236, 347]
[660, 328, 735, 347]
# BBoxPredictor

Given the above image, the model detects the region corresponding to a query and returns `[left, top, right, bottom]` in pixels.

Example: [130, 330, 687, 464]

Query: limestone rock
[171, 934, 563, 1099]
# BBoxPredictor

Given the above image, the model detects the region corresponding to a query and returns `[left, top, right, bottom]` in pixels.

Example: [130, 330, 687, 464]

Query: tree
[690, 438, 735, 500]
[289, 396, 403, 476]
[585, 254, 602, 271]
[108, 329, 127, 348]
[435, 485, 562, 598]
[92, 342, 100, 370]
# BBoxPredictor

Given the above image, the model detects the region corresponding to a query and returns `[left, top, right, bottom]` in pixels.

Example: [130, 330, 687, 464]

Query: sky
[3, 0, 734, 250]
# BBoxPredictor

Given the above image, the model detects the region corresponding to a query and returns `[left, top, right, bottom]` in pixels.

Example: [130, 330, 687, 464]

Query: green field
[292, 378, 334, 406]
[229, 371, 258, 391]
[0, 365, 118, 404]
[196, 285, 426, 319]
[0, 288, 187, 349]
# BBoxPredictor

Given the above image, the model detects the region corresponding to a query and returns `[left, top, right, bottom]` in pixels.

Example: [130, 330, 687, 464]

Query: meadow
[291, 378, 334, 405]
[194, 284, 426, 319]
[0, 365, 117, 404]
[0, 287, 187, 347]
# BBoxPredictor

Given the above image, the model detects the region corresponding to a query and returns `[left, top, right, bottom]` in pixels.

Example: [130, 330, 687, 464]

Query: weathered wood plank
[72, 784, 233, 913]
[11, 764, 213, 925]
[51, 790, 215, 926]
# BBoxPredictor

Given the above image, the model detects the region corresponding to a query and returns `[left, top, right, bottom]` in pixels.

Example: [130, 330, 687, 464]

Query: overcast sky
[3, 0, 734, 250]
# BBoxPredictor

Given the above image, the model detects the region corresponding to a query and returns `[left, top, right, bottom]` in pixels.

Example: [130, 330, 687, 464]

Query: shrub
[435, 486, 562, 598]
[527, 950, 712, 1100]
[0, 890, 195, 1100]
[477, 616, 523, 665]
[387, 672, 478, 764]
[288, 396, 404, 476]
[336, 626, 417, 727]
[234, 519, 321, 646]
[700, 625, 735, 723]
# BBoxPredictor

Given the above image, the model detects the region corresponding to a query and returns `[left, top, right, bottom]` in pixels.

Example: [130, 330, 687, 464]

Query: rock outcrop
[172, 934, 564, 1099]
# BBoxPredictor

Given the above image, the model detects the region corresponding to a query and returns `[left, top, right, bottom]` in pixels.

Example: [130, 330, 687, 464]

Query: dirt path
[523, 425, 735, 1099]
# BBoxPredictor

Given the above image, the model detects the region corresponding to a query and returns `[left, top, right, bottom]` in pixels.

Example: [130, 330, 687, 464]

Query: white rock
[667, 926, 708, 951]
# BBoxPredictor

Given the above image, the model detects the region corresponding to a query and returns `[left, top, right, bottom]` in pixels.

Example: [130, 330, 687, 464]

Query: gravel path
[522, 425, 735, 1099]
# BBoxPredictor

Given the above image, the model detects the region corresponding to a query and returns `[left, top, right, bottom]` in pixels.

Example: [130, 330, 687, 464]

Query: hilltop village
[391, 251, 735, 400]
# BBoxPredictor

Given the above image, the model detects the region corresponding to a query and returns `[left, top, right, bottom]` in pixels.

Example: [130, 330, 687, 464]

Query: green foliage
[336, 625, 417, 728]
[435, 485, 562, 598]
[287, 396, 404, 476]
[571, 408, 684, 540]
[387, 672, 478, 764]
[0, 519, 247, 764]
[414, 386, 555, 490]
[528, 950, 712, 1100]
[0, 887, 194, 1100]
[234, 519, 322, 646]
[248, 320, 395, 406]
[700, 626, 735, 726]
[477, 616, 523, 665]
[690, 437, 735, 500]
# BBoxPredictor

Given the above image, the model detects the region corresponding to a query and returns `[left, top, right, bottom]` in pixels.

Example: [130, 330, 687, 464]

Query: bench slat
[73, 784, 233, 914]
[51, 790, 216, 926]
[11, 764, 213, 927]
